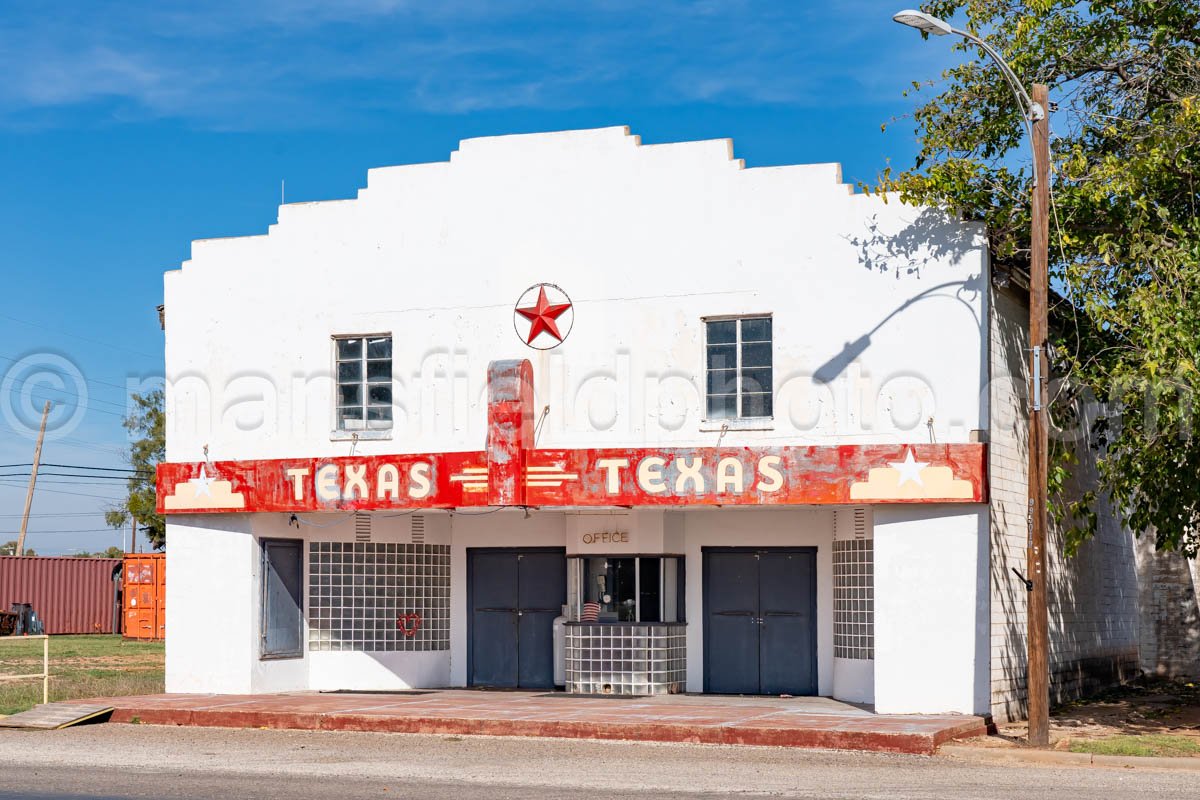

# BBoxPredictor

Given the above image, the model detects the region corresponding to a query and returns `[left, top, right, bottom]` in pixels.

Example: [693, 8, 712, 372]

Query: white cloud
[0, 1, 953, 129]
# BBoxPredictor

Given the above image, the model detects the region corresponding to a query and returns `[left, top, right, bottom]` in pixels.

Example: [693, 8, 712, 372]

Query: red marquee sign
[157, 360, 986, 514]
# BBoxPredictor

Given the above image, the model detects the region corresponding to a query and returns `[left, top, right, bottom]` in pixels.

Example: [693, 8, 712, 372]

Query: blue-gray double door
[704, 547, 818, 695]
[468, 548, 566, 689]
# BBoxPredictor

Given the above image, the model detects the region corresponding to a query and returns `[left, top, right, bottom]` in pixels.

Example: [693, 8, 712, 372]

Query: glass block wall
[565, 623, 687, 695]
[832, 538, 874, 660]
[308, 542, 449, 652]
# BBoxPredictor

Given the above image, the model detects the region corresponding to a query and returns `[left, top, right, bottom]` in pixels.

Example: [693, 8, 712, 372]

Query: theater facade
[159, 126, 995, 715]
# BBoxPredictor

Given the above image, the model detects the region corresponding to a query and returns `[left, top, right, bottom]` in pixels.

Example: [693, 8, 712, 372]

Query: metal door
[261, 539, 303, 659]
[758, 550, 817, 695]
[703, 551, 760, 694]
[703, 547, 817, 695]
[468, 548, 565, 689]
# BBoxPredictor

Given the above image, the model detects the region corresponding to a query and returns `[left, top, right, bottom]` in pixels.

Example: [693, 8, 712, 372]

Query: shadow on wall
[816, 209, 984, 384]
[1045, 449, 1141, 704]
[989, 295, 1032, 722]
[989, 286, 1143, 723]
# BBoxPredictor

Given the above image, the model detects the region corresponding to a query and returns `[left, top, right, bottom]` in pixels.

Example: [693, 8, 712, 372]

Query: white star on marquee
[889, 450, 929, 487]
[192, 466, 215, 498]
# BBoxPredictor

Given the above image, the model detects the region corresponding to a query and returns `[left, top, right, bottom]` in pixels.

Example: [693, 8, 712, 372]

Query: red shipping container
[0, 556, 123, 634]
[123, 553, 165, 641]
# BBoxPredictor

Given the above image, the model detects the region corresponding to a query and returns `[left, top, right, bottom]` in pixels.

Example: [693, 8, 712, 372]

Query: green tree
[883, 1, 1200, 555]
[1, 541, 35, 556]
[106, 390, 166, 550]
[73, 547, 126, 559]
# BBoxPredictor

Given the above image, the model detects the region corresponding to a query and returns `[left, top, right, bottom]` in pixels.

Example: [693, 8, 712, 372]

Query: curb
[939, 743, 1200, 772]
[104, 706, 986, 756]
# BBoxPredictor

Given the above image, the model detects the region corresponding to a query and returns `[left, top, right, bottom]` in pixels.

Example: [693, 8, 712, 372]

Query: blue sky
[0, 1, 959, 554]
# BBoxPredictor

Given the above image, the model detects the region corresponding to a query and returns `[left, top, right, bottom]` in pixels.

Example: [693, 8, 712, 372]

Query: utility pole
[16, 401, 51, 557]
[1026, 82, 1052, 747]
[131, 516, 138, 554]
[892, 9, 1055, 749]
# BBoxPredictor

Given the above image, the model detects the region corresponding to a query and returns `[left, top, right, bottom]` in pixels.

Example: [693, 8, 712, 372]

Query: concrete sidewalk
[78, 690, 986, 755]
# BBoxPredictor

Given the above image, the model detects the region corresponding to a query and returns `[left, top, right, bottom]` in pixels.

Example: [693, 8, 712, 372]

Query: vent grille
[854, 507, 867, 540]
[411, 515, 425, 543]
[354, 513, 371, 542]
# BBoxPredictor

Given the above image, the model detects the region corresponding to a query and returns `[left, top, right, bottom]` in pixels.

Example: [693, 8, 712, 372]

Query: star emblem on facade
[192, 466, 215, 497]
[889, 449, 929, 487]
[513, 283, 573, 349]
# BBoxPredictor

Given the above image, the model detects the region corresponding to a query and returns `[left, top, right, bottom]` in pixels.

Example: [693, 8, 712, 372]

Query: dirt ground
[965, 676, 1200, 754]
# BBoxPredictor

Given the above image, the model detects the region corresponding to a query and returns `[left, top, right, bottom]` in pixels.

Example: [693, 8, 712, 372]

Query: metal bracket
[1031, 345, 1043, 411]
[1011, 567, 1034, 592]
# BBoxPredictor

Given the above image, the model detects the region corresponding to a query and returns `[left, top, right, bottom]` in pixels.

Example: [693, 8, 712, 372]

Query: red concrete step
[92, 692, 987, 756]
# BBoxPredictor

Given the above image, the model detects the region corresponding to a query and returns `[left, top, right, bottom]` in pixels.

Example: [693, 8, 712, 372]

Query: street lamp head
[892, 9, 953, 36]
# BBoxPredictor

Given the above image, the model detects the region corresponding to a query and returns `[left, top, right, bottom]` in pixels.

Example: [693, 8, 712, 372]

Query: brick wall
[1135, 537, 1200, 679]
[988, 284, 1141, 722]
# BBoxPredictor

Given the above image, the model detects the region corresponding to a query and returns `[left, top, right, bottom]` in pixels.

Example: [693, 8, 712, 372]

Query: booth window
[704, 316, 772, 419]
[334, 335, 392, 431]
[570, 556, 684, 623]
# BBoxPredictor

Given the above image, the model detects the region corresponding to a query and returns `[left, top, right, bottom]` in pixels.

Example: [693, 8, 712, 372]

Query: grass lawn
[1068, 734, 1200, 758]
[0, 635, 164, 716]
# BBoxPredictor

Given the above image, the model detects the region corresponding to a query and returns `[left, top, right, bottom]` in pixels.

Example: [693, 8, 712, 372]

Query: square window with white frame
[704, 316, 772, 420]
[334, 335, 392, 431]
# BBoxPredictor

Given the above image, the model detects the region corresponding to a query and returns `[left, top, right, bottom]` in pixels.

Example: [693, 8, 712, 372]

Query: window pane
[338, 407, 363, 429]
[741, 341, 772, 368]
[741, 392, 773, 418]
[706, 320, 736, 345]
[366, 337, 391, 359]
[662, 557, 680, 623]
[367, 406, 392, 423]
[338, 384, 362, 406]
[740, 367, 772, 394]
[707, 393, 737, 419]
[582, 557, 637, 621]
[639, 557, 661, 623]
[706, 344, 737, 370]
[368, 384, 391, 405]
[336, 338, 362, 360]
[740, 317, 772, 342]
[706, 368, 737, 395]
[338, 361, 361, 382]
[366, 359, 390, 381]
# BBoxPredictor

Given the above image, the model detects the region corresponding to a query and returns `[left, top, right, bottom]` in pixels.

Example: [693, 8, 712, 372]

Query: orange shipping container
[123, 553, 165, 640]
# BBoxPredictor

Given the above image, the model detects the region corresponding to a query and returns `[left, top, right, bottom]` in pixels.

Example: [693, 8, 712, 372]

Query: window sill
[330, 429, 393, 442]
[699, 418, 775, 433]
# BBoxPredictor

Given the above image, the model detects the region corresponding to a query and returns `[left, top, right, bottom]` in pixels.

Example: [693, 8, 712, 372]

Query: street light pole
[892, 10, 1051, 746]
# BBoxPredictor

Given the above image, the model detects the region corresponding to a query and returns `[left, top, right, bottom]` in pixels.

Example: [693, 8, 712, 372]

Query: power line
[0, 352, 157, 398]
[0, 482, 122, 501]
[0, 375, 133, 412]
[1, 386, 129, 418]
[0, 479, 139, 486]
[0, 512, 112, 519]
[0, 463, 147, 473]
[47, 440, 128, 457]
[46, 463, 147, 472]
[1, 527, 123, 534]
[0, 313, 159, 359]
[0, 473, 148, 481]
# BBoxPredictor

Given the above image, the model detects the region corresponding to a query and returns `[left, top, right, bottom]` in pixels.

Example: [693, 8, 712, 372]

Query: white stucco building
[158, 126, 1139, 720]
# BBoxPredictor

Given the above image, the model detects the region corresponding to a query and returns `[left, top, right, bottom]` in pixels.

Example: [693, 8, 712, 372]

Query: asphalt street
[0, 724, 1193, 800]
